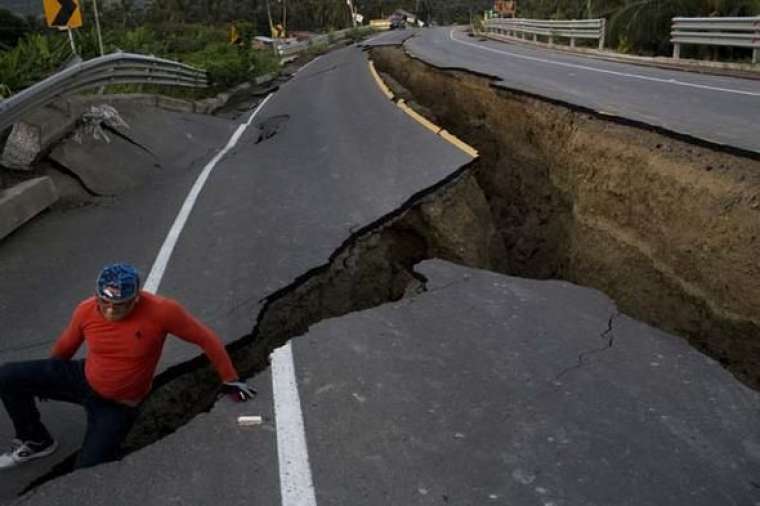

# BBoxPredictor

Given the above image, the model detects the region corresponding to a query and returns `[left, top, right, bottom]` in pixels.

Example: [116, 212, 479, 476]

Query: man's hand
[221, 380, 257, 402]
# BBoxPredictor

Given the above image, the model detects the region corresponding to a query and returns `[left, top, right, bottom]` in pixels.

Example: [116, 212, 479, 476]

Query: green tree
[0, 8, 30, 49]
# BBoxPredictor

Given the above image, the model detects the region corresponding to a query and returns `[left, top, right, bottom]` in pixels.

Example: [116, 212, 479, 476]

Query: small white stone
[418, 488, 429, 495]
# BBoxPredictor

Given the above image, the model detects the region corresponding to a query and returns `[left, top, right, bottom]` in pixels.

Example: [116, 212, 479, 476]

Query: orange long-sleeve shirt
[51, 292, 238, 404]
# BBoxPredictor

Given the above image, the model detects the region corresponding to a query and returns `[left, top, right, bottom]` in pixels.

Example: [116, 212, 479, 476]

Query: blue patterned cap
[96, 263, 140, 302]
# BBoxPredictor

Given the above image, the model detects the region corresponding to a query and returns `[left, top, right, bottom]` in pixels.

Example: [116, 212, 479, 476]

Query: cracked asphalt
[19, 253, 760, 505]
[2, 37, 760, 506]
[368, 26, 760, 154]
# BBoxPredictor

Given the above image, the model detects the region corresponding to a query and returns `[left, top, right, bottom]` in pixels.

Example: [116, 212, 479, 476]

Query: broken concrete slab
[48, 103, 237, 196]
[0, 177, 58, 240]
[104, 105, 236, 166]
[49, 131, 158, 196]
[16, 260, 759, 505]
[1, 122, 41, 170]
[293, 259, 760, 506]
[1, 105, 77, 171]
[1, 93, 207, 173]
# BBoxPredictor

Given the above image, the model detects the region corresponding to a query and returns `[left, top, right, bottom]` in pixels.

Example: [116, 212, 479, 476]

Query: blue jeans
[0, 359, 139, 468]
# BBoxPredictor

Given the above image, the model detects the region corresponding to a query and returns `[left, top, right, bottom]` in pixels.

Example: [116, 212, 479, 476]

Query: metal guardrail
[484, 17, 606, 49]
[0, 52, 207, 133]
[671, 16, 760, 64]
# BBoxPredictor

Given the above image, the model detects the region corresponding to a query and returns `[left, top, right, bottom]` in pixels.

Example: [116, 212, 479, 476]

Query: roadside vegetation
[0, 0, 490, 98]
[2, 0, 759, 98]
[0, 12, 280, 98]
[514, 0, 760, 57]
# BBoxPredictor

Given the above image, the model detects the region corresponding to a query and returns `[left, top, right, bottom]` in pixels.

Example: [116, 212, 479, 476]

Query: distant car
[389, 17, 407, 30]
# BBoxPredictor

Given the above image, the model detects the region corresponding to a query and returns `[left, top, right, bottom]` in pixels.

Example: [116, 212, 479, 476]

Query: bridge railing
[671, 16, 760, 64]
[0, 52, 207, 134]
[484, 17, 606, 49]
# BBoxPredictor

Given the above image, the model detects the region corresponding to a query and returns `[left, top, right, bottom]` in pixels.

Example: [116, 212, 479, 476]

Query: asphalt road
[0, 108, 239, 501]
[370, 26, 760, 154]
[2, 34, 759, 506]
[20, 259, 760, 505]
[0, 44, 470, 503]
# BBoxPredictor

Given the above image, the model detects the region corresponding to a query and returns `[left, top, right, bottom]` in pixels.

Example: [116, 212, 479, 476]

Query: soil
[370, 45, 760, 391]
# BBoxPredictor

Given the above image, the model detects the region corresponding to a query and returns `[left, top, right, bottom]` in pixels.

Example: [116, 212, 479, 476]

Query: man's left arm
[164, 300, 255, 401]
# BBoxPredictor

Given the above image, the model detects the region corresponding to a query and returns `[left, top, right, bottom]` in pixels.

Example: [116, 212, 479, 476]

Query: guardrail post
[599, 18, 606, 49]
[754, 48, 758, 64]
[673, 42, 681, 59]
[549, 34, 554, 45]
[570, 37, 576, 48]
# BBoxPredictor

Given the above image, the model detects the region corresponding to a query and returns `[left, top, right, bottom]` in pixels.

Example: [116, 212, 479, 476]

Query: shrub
[182, 43, 254, 89]
[0, 33, 69, 96]
[0, 22, 280, 99]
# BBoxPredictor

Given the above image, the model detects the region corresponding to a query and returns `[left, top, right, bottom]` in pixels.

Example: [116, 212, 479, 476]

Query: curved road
[368, 27, 760, 154]
[1, 38, 759, 506]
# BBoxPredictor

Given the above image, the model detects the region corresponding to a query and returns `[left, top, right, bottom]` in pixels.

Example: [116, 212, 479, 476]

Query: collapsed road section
[369, 44, 760, 392]
[9, 43, 478, 499]
[5, 34, 760, 505]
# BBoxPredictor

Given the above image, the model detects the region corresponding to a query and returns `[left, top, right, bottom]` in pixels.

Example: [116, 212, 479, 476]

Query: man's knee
[0, 359, 59, 394]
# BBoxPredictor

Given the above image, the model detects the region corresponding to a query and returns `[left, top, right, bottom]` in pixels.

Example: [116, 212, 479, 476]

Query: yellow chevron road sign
[44, 0, 83, 29]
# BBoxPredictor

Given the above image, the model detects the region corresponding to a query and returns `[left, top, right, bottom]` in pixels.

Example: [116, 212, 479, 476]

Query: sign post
[91, 0, 104, 56]
[66, 27, 77, 55]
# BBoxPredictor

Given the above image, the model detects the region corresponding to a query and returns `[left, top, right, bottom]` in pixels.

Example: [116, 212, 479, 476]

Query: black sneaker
[0, 438, 58, 469]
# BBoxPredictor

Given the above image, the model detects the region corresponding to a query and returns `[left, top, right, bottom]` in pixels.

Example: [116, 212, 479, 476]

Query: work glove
[221, 380, 257, 402]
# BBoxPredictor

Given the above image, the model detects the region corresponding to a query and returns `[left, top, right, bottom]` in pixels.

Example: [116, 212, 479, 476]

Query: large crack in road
[368, 45, 760, 392]
[18, 42, 760, 496]
[22, 159, 498, 492]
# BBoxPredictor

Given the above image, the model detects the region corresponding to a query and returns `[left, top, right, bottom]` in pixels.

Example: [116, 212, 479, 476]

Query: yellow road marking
[439, 129, 479, 158]
[368, 60, 394, 100]
[396, 99, 442, 135]
[367, 61, 479, 159]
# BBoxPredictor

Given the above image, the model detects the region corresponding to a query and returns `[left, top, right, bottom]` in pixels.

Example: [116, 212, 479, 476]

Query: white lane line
[272, 342, 318, 506]
[143, 94, 273, 293]
[449, 29, 760, 97]
[295, 55, 321, 76]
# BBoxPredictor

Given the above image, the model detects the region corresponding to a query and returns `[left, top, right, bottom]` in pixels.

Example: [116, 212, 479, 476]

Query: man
[0, 263, 255, 469]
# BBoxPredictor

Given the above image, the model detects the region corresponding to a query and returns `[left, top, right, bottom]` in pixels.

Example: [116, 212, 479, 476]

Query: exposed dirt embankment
[371, 46, 760, 390]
